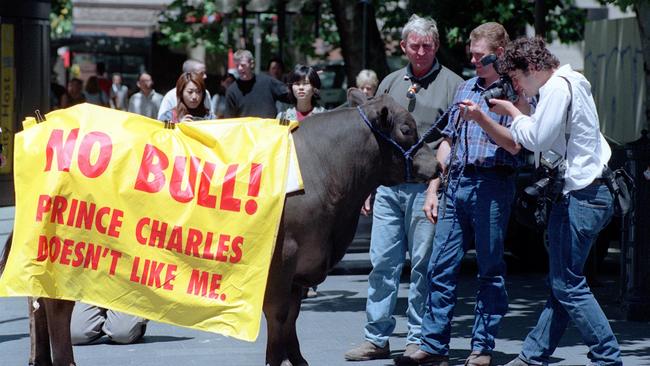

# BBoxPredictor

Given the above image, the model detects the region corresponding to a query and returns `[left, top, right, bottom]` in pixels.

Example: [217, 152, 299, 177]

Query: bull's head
[348, 88, 439, 186]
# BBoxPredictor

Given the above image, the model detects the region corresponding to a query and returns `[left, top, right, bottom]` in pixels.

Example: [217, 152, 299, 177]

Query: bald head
[182, 59, 206, 79]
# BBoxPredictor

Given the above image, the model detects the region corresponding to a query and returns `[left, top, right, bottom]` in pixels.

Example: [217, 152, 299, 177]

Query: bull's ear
[347, 88, 367, 107]
[375, 105, 392, 132]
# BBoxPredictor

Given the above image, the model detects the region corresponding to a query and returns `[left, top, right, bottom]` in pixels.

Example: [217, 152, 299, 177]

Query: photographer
[460, 37, 622, 366]
[399, 22, 523, 366]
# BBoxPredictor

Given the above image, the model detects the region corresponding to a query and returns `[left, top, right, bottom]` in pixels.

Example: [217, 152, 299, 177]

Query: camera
[523, 150, 566, 201]
[477, 54, 519, 107]
[481, 75, 519, 107]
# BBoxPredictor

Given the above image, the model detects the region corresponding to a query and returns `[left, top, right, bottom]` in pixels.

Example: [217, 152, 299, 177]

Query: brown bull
[0, 89, 440, 366]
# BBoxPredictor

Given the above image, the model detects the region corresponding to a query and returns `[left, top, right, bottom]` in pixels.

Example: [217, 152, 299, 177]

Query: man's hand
[458, 100, 486, 123]
[361, 195, 373, 216]
[423, 179, 440, 224]
[488, 98, 522, 119]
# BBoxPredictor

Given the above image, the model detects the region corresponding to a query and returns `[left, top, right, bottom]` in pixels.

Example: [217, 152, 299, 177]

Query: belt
[459, 164, 515, 177]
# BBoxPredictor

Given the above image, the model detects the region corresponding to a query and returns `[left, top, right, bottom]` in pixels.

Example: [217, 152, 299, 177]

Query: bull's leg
[43, 299, 76, 366]
[263, 238, 298, 366]
[284, 284, 308, 366]
[29, 298, 52, 366]
[264, 279, 293, 366]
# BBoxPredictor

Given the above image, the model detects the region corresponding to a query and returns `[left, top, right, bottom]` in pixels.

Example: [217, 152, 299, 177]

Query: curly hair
[497, 36, 559, 75]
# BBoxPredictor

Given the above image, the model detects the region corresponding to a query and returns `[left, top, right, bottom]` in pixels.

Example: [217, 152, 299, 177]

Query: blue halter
[357, 105, 456, 181]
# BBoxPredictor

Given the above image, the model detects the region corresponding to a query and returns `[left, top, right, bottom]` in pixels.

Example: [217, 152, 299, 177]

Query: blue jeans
[364, 183, 435, 347]
[519, 184, 622, 366]
[420, 169, 515, 356]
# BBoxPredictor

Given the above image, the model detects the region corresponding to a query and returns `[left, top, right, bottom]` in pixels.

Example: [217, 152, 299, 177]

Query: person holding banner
[158, 72, 215, 123]
[157, 59, 211, 119]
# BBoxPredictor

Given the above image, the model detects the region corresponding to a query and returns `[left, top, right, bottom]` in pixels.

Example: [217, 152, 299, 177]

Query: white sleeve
[157, 91, 175, 119]
[510, 78, 570, 152]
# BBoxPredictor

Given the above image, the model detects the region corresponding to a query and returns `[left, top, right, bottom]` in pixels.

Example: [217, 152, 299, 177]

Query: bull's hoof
[277, 359, 308, 366]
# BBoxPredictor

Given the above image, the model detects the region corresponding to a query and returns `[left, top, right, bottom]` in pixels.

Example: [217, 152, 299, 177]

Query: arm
[271, 78, 292, 104]
[224, 88, 238, 118]
[422, 138, 451, 224]
[505, 80, 570, 152]
[459, 99, 521, 155]
[128, 94, 136, 113]
[157, 91, 174, 119]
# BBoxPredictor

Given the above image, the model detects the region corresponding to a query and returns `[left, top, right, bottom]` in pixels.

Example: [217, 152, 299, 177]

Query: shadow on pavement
[0, 333, 29, 343]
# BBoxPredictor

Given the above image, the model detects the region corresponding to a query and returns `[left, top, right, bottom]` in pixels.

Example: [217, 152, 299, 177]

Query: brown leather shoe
[464, 351, 492, 366]
[403, 343, 421, 357]
[394, 349, 449, 366]
[344, 341, 390, 361]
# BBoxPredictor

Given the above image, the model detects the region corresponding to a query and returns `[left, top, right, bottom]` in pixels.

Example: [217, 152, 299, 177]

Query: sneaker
[394, 350, 449, 366]
[464, 351, 492, 366]
[499, 357, 531, 366]
[344, 341, 390, 361]
[403, 343, 420, 357]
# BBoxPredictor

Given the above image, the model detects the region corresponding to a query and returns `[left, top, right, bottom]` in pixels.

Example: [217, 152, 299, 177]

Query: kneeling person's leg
[71, 303, 107, 345]
[103, 310, 148, 344]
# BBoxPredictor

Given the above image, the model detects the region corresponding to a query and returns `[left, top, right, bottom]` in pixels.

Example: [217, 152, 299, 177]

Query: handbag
[603, 166, 635, 217]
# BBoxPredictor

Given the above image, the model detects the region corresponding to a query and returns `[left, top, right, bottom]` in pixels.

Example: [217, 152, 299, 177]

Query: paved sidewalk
[1, 267, 648, 365]
[1, 205, 649, 365]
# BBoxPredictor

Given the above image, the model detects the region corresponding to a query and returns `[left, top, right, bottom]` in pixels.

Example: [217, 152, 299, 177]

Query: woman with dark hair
[159, 72, 215, 122]
[277, 65, 325, 122]
[83, 76, 109, 107]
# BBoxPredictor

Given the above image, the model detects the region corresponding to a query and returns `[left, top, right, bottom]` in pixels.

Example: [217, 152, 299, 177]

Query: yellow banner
[1, 23, 15, 174]
[0, 103, 301, 341]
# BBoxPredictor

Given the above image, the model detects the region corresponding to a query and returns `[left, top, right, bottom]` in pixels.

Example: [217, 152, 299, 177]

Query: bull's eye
[400, 124, 412, 136]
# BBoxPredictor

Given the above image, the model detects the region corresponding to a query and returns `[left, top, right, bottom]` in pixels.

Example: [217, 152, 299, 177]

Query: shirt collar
[405, 59, 440, 83]
[472, 77, 502, 93]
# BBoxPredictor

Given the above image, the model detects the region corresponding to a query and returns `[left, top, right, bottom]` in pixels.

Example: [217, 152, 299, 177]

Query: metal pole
[314, 0, 320, 38]
[241, 3, 247, 49]
[361, 0, 368, 69]
[254, 13, 262, 74]
[278, 0, 286, 62]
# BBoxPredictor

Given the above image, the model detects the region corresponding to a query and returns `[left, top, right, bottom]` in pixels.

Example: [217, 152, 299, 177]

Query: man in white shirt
[458, 36, 622, 366]
[128, 72, 163, 119]
[157, 59, 211, 119]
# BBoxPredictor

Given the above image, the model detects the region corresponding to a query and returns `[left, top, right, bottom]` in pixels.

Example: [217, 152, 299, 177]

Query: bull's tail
[0, 231, 12, 276]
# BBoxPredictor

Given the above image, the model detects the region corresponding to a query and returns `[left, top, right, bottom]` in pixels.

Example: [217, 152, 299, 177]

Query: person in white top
[110, 73, 129, 110]
[157, 59, 211, 119]
[458, 36, 621, 366]
[128, 71, 163, 119]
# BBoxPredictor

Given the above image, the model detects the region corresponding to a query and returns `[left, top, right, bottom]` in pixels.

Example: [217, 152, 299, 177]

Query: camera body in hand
[481, 75, 519, 107]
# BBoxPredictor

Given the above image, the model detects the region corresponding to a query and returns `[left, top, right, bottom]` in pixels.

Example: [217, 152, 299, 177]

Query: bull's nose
[412, 158, 439, 183]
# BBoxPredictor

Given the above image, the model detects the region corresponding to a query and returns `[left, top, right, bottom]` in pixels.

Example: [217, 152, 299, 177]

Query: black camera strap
[558, 76, 573, 160]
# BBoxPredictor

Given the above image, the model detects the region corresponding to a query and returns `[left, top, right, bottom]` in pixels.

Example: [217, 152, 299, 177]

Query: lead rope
[356, 104, 458, 181]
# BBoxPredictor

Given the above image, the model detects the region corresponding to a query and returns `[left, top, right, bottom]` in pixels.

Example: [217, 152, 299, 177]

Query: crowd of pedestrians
[50, 12, 621, 366]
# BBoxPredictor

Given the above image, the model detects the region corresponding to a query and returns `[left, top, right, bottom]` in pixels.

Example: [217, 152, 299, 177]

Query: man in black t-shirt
[224, 50, 291, 118]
